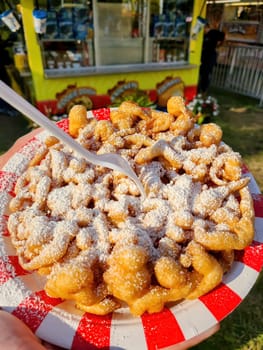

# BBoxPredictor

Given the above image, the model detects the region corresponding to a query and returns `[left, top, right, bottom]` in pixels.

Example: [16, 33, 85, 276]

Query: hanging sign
[56, 84, 96, 114]
[156, 76, 185, 107]
[0, 9, 20, 32]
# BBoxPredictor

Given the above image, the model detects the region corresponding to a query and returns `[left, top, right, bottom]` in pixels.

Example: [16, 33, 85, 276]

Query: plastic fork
[0, 80, 146, 198]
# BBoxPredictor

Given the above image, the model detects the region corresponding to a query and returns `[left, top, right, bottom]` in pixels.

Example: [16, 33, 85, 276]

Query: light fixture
[207, 0, 263, 3]
[225, 1, 263, 4]
[206, 0, 240, 4]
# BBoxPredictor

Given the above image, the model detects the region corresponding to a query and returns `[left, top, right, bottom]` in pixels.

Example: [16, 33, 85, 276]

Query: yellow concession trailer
[15, 0, 205, 115]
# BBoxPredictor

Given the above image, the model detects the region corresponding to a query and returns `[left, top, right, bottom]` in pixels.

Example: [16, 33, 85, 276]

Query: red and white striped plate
[0, 110, 263, 350]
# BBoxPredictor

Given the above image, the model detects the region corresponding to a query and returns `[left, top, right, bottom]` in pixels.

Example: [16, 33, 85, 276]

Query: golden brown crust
[68, 104, 88, 137]
[8, 97, 254, 316]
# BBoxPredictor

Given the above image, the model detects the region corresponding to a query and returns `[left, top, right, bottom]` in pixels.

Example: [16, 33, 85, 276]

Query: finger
[0, 310, 46, 349]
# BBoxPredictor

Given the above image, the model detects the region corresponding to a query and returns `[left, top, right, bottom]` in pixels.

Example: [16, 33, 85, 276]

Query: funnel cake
[8, 97, 255, 316]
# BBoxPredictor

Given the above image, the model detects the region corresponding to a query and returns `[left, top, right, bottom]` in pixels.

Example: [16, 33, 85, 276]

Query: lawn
[0, 89, 262, 350]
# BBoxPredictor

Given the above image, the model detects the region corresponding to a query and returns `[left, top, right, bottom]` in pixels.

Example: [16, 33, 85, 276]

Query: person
[0, 309, 64, 350]
[0, 31, 18, 86]
[0, 131, 220, 350]
[198, 21, 225, 97]
[0, 31, 22, 116]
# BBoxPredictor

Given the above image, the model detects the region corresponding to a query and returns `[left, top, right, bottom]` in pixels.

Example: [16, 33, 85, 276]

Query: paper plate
[0, 109, 263, 350]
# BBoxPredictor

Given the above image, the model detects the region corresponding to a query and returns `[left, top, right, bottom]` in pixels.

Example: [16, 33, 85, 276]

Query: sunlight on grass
[239, 334, 263, 350]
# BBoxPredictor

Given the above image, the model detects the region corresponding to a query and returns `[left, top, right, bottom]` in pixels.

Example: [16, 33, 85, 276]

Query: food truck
[2, 0, 206, 116]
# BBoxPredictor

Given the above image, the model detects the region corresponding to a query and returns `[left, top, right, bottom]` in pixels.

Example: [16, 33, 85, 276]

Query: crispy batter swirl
[8, 97, 254, 316]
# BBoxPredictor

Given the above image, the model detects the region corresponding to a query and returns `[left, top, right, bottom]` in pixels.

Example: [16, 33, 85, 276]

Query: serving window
[38, 0, 194, 70]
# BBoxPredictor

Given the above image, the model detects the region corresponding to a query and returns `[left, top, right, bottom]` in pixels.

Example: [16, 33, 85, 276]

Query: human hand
[0, 309, 64, 350]
[0, 307, 219, 350]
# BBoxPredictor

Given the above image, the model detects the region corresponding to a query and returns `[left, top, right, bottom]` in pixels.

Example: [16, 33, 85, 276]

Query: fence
[211, 43, 263, 106]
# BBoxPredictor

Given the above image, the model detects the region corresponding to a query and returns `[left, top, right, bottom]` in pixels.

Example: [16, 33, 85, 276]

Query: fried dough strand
[8, 97, 254, 316]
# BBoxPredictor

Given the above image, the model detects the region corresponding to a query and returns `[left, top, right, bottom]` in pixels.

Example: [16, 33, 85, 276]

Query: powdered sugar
[0, 107, 262, 350]
[2, 153, 29, 175]
[5, 106, 255, 321]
